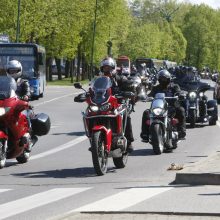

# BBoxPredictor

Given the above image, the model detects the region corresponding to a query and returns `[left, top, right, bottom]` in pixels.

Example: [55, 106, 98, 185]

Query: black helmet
[158, 69, 171, 87]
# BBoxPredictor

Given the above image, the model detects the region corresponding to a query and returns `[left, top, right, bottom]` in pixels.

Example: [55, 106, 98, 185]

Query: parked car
[51, 64, 65, 75]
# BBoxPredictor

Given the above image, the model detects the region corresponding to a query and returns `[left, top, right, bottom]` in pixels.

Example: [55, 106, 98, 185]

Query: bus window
[38, 53, 44, 65]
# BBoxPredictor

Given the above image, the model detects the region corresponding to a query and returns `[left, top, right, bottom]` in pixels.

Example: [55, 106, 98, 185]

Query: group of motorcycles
[0, 76, 50, 169]
[74, 67, 218, 176]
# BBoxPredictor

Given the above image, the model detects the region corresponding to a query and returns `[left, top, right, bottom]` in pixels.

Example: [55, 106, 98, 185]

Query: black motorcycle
[179, 81, 218, 127]
[146, 93, 179, 155]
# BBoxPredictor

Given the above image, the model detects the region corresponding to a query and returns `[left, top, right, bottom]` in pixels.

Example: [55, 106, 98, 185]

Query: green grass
[47, 77, 89, 86]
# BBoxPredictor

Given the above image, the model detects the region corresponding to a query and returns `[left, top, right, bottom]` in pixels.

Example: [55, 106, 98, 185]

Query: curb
[174, 152, 220, 185]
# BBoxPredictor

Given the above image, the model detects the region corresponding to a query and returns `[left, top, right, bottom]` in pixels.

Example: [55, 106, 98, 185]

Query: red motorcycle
[0, 76, 50, 168]
[74, 76, 134, 176]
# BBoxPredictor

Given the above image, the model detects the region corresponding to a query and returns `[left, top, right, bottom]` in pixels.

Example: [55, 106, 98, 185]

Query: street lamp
[16, 0, 21, 42]
[90, 0, 98, 80]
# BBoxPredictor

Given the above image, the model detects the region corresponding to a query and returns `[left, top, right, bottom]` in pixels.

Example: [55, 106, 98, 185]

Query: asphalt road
[0, 80, 220, 220]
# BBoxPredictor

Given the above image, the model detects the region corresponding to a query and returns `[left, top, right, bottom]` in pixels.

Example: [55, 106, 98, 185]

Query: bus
[0, 43, 46, 99]
[116, 55, 131, 75]
[135, 58, 165, 71]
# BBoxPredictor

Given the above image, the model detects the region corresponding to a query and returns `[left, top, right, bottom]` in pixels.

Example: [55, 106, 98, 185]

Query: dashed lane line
[33, 92, 80, 107]
[30, 136, 87, 161]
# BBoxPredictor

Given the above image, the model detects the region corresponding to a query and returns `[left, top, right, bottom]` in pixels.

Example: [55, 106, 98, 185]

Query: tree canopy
[0, 0, 220, 76]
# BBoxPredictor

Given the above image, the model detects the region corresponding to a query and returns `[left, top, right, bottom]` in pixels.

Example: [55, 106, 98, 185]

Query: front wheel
[189, 109, 196, 128]
[0, 140, 7, 169]
[151, 124, 164, 155]
[16, 151, 30, 164]
[113, 153, 128, 169]
[91, 131, 108, 176]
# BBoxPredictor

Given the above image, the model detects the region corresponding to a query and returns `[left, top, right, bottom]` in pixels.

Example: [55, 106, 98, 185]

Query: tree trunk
[76, 44, 81, 82]
[46, 57, 53, 81]
[55, 58, 62, 80]
[65, 60, 70, 78]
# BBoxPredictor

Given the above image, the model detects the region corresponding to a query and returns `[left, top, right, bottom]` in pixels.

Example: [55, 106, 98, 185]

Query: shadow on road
[11, 167, 98, 178]
[186, 124, 206, 129]
[52, 131, 86, 136]
[130, 148, 155, 156]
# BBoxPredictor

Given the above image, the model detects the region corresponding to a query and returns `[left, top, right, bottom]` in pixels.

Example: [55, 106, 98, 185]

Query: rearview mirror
[73, 82, 82, 89]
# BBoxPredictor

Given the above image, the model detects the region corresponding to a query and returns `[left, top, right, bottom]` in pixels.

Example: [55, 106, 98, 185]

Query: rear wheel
[113, 153, 128, 169]
[16, 151, 30, 164]
[91, 131, 108, 176]
[151, 124, 164, 155]
[189, 109, 196, 128]
[0, 141, 6, 169]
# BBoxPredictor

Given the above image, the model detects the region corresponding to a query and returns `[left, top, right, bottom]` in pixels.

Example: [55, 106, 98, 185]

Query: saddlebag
[31, 113, 51, 136]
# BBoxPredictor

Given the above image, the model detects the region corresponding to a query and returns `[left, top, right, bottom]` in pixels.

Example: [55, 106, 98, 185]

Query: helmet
[100, 57, 115, 76]
[7, 60, 22, 79]
[158, 69, 171, 87]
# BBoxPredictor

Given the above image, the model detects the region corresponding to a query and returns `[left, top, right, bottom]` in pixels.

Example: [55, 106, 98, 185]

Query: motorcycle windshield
[182, 81, 210, 93]
[91, 76, 112, 104]
[151, 98, 165, 109]
[0, 76, 17, 100]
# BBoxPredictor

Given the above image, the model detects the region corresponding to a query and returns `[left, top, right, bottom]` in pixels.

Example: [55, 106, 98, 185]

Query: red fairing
[92, 126, 112, 152]
[0, 96, 30, 159]
[0, 131, 8, 139]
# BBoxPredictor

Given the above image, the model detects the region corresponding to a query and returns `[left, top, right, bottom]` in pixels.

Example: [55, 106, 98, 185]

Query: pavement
[55, 213, 220, 220]
[174, 151, 220, 185]
[53, 152, 220, 220]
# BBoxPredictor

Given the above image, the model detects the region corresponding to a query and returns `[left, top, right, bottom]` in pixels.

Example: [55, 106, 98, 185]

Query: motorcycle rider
[6, 60, 30, 100]
[6, 60, 37, 151]
[140, 69, 186, 142]
[100, 57, 135, 153]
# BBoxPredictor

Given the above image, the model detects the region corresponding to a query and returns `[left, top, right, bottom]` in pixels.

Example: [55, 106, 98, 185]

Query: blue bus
[0, 43, 46, 99]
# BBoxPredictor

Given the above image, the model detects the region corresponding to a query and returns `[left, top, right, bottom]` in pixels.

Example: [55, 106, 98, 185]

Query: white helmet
[100, 57, 116, 73]
[7, 60, 22, 79]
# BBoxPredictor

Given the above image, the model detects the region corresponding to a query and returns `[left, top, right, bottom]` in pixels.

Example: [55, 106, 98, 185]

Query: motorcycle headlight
[90, 105, 99, 112]
[199, 92, 204, 97]
[0, 107, 10, 116]
[189, 92, 197, 99]
[99, 103, 111, 112]
[152, 108, 163, 116]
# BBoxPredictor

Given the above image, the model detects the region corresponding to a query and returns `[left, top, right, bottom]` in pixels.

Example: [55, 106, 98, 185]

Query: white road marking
[30, 136, 87, 160]
[34, 92, 80, 107]
[0, 189, 11, 193]
[0, 188, 91, 219]
[71, 187, 173, 212]
[217, 120, 220, 127]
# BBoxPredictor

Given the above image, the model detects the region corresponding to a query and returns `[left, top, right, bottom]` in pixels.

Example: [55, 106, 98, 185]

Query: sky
[179, 0, 220, 9]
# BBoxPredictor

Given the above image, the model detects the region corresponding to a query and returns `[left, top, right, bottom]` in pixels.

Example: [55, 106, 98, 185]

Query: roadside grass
[47, 77, 89, 86]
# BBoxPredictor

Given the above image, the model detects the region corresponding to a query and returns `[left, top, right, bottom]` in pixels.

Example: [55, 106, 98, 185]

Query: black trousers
[125, 115, 134, 143]
[141, 106, 186, 135]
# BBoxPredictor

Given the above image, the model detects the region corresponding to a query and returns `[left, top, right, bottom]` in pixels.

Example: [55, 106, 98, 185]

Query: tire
[189, 109, 196, 128]
[209, 105, 218, 126]
[91, 131, 108, 176]
[113, 153, 128, 169]
[151, 124, 164, 155]
[209, 120, 217, 126]
[0, 141, 6, 169]
[172, 140, 178, 149]
[16, 151, 30, 164]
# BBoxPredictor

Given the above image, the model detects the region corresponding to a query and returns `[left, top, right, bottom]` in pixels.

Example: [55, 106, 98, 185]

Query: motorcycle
[179, 81, 218, 127]
[124, 73, 147, 102]
[146, 93, 179, 155]
[74, 76, 134, 176]
[0, 76, 51, 168]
